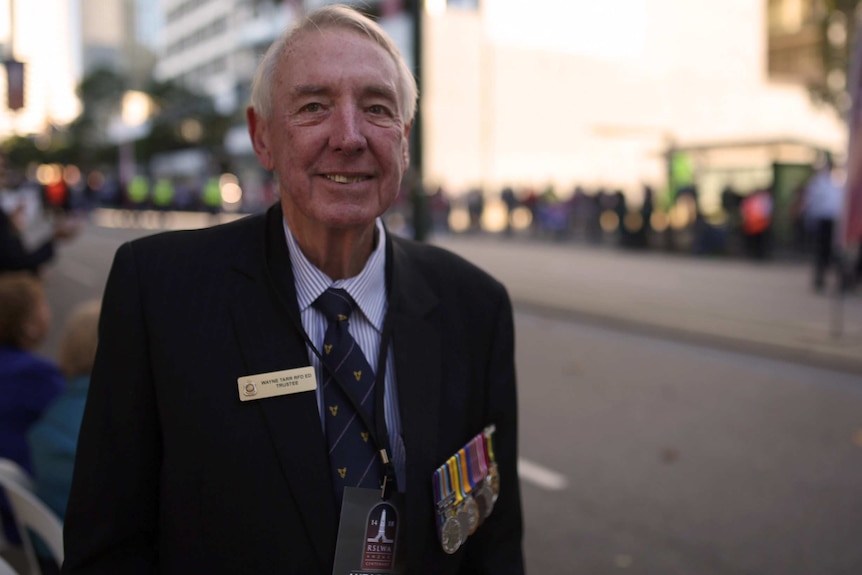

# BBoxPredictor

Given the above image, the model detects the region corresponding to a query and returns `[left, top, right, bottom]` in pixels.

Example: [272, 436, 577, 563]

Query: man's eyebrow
[291, 85, 330, 97]
[363, 85, 398, 102]
[289, 83, 398, 103]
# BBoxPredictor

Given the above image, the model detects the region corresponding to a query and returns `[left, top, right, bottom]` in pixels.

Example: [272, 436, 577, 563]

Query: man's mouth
[324, 174, 371, 184]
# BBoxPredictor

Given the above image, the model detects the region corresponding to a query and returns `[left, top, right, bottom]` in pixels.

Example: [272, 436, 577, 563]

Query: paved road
[434, 234, 862, 375]
[516, 313, 862, 574]
[25, 211, 862, 574]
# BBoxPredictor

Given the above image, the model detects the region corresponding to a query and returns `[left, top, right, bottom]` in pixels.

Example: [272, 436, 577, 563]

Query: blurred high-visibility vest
[128, 176, 149, 204]
[202, 178, 221, 208]
[153, 178, 175, 207]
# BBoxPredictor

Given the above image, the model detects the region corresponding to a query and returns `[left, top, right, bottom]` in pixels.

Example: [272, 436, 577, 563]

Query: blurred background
[2, 1, 862, 574]
[0, 0, 858, 248]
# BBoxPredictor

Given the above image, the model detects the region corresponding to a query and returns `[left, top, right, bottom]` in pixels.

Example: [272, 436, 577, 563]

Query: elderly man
[63, 5, 523, 575]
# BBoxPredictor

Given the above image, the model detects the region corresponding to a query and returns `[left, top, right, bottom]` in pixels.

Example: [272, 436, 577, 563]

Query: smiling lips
[325, 174, 371, 184]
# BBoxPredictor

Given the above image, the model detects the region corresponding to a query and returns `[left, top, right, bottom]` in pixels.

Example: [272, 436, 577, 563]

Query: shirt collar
[283, 218, 387, 331]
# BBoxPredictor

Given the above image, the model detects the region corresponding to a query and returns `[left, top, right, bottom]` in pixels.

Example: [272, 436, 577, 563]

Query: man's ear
[247, 107, 275, 170]
[401, 121, 412, 171]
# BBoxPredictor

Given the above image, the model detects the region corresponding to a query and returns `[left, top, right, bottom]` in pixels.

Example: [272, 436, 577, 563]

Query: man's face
[249, 28, 411, 237]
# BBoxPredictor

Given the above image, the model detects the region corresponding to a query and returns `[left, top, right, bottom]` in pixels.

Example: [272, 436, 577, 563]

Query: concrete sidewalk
[432, 235, 862, 375]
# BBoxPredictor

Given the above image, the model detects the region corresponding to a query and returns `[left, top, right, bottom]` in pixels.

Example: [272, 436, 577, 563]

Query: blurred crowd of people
[421, 159, 862, 294]
[7, 151, 859, 298]
[0, 157, 82, 277]
[0, 154, 282, 229]
[0, 272, 99, 574]
[0, 152, 95, 573]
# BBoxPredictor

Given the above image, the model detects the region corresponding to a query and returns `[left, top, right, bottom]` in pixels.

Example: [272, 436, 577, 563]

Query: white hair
[249, 4, 418, 125]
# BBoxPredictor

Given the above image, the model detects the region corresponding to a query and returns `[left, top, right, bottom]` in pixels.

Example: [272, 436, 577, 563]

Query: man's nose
[329, 106, 367, 153]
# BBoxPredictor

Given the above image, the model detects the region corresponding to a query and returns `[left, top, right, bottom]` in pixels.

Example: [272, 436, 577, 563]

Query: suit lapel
[228, 205, 338, 571]
[388, 236, 443, 562]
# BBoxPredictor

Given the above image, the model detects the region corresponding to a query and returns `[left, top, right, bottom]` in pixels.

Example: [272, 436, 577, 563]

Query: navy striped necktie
[313, 287, 382, 507]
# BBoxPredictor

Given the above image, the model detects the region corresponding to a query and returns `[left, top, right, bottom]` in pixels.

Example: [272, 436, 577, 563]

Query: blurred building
[156, 0, 290, 115]
[80, 0, 156, 84]
[0, 0, 157, 138]
[1, 0, 851, 217]
[80, 0, 130, 75]
[153, 0, 847, 207]
[0, 0, 81, 136]
[422, 0, 847, 205]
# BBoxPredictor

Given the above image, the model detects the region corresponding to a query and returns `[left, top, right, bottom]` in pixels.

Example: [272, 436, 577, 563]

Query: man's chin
[310, 209, 382, 234]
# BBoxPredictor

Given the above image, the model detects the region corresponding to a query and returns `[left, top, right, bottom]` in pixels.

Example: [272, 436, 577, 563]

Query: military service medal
[467, 433, 494, 521]
[433, 463, 463, 554]
[448, 456, 475, 538]
[484, 426, 501, 504]
[432, 425, 501, 555]
[440, 513, 463, 554]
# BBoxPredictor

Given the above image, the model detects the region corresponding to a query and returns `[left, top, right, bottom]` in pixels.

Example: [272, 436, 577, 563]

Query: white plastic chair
[0, 470, 63, 575]
[0, 460, 33, 493]
[0, 459, 34, 554]
[0, 554, 20, 575]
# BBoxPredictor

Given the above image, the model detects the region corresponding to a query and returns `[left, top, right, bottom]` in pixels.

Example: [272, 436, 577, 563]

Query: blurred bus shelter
[663, 138, 833, 258]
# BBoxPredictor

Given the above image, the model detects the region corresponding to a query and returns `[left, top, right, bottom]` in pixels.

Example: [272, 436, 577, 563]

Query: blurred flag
[844, 21, 862, 244]
[3, 59, 24, 111]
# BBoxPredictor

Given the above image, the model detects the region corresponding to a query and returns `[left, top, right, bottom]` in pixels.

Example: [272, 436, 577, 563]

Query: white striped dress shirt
[282, 218, 407, 490]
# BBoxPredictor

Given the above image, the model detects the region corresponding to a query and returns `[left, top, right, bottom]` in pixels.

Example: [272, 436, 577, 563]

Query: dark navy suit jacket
[63, 204, 524, 574]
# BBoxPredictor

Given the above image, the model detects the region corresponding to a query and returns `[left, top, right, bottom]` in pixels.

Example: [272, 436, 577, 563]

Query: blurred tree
[812, 0, 861, 117]
[1, 135, 45, 170]
[2, 68, 231, 174]
[1, 132, 75, 173]
[66, 68, 128, 167]
[58, 69, 229, 172]
[135, 80, 231, 164]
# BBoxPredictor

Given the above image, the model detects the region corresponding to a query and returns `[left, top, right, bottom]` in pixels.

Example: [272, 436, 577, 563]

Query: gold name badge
[237, 366, 317, 402]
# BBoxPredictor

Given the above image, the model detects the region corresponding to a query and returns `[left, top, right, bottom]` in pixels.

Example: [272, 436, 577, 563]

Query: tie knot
[313, 288, 357, 324]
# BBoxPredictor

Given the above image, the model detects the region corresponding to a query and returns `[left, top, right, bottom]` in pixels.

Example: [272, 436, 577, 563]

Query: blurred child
[0, 272, 64, 543]
[27, 300, 100, 575]
[28, 300, 101, 520]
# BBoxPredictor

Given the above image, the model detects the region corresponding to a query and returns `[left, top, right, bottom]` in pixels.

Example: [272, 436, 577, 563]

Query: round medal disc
[455, 506, 472, 542]
[474, 483, 494, 520]
[463, 495, 480, 535]
[488, 464, 500, 503]
[441, 515, 462, 554]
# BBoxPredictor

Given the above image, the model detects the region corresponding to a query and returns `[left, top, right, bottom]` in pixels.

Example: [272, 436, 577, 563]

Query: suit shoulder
[129, 212, 263, 253]
[114, 213, 265, 272]
[392, 235, 508, 299]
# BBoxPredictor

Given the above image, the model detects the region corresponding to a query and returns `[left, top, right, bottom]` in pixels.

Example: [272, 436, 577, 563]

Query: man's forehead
[277, 28, 399, 93]
[282, 27, 395, 74]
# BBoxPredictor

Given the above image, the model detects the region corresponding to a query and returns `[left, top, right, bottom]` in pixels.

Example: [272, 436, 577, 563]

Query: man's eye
[368, 105, 389, 115]
[301, 103, 322, 113]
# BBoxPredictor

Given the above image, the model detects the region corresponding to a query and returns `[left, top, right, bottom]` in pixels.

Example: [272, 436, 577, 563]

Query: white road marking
[518, 458, 568, 491]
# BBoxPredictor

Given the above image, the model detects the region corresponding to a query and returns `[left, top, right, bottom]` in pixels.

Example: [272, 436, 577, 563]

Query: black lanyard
[263, 219, 398, 498]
